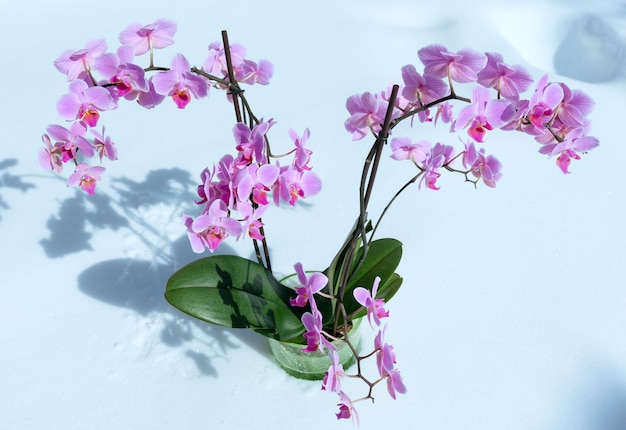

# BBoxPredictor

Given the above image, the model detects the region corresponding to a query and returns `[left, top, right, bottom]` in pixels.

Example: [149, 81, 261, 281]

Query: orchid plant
[40, 19, 598, 424]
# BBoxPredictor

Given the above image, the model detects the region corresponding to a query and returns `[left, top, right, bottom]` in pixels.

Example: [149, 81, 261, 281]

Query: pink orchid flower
[390, 137, 431, 164]
[455, 85, 513, 142]
[152, 54, 208, 108]
[353, 276, 390, 327]
[119, 19, 177, 55]
[322, 351, 345, 394]
[183, 200, 243, 253]
[288, 262, 327, 308]
[344, 91, 388, 140]
[401, 64, 449, 105]
[463, 141, 503, 187]
[477, 52, 533, 100]
[418, 44, 487, 83]
[57, 79, 117, 127]
[54, 39, 107, 81]
[94, 45, 149, 100]
[526, 74, 564, 132]
[67, 162, 105, 195]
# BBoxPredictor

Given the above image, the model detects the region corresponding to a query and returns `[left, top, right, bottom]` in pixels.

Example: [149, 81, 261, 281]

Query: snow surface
[2, 0, 626, 429]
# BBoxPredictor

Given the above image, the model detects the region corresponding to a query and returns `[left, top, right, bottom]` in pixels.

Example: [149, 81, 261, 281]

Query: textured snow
[1, 1, 625, 429]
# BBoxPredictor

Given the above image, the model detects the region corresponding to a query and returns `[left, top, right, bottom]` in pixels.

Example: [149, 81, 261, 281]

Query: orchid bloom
[419, 143, 455, 190]
[54, 39, 107, 81]
[344, 91, 388, 140]
[39, 134, 64, 173]
[455, 85, 512, 142]
[57, 79, 117, 127]
[43, 122, 94, 162]
[374, 327, 407, 400]
[390, 137, 431, 164]
[301, 308, 335, 353]
[463, 141, 503, 187]
[119, 19, 177, 56]
[418, 44, 487, 83]
[91, 127, 118, 162]
[183, 200, 243, 253]
[289, 262, 327, 308]
[234, 163, 279, 206]
[274, 165, 322, 206]
[477, 52, 533, 100]
[526, 74, 564, 132]
[203, 41, 247, 78]
[539, 128, 599, 174]
[238, 59, 274, 85]
[289, 128, 313, 171]
[401, 64, 449, 105]
[353, 276, 389, 327]
[94, 45, 149, 99]
[322, 351, 344, 393]
[336, 392, 359, 425]
[67, 163, 105, 195]
[152, 54, 208, 108]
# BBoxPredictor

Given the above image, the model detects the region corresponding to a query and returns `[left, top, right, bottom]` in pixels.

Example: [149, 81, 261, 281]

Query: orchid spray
[40, 20, 598, 423]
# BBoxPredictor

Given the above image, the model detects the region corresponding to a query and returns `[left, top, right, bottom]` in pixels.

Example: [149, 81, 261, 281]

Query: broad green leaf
[165, 255, 305, 342]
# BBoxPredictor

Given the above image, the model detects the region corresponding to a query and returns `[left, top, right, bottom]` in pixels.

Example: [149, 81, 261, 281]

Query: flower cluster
[184, 123, 321, 253]
[40, 19, 273, 195]
[290, 266, 406, 424]
[345, 44, 598, 186]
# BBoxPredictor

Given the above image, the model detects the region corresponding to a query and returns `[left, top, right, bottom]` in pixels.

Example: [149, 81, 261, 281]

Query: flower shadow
[42, 167, 271, 377]
[0, 158, 36, 222]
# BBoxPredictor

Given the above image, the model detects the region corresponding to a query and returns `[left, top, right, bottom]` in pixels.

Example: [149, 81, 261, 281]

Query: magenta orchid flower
[477, 52, 533, 100]
[57, 79, 117, 127]
[539, 128, 599, 174]
[136, 78, 166, 109]
[401, 64, 449, 105]
[43, 122, 94, 162]
[419, 143, 455, 190]
[353, 276, 389, 327]
[463, 141, 503, 187]
[234, 163, 279, 206]
[455, 85, 513, 142]
[289, 262, 328, 308]
[203, 41, 246, 78]
[237, 200, 267, 241]
[119, 19, 177, 56]
[322, 351, 345, 394]
[301, 308, 335, 353]
[152, 54, 208, 108]
[94, 45, 149, 100]
[418, 44, 487, 83]
[238, 59, 274, 85]
[344, 91, 388, 140]
[91, 127, 118, 162]
[274, 166, 322, 206]
[233, 120, 274, 165]
[54, 39, 107, 81]
[336, 392, 359, 425]
[526, 74, 564, 132]
[67, 162, 105, 195]
[39, 134, 64, 173]
[390, 137, 431, 164]
[183, 200, 243, 253]
[374, 327, 407, 399]
[289, 128, 313, 171]
[555, 83, 595, 128]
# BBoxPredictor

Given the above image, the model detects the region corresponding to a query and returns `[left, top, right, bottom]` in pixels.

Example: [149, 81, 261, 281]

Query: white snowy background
[2, 0, 625, 429]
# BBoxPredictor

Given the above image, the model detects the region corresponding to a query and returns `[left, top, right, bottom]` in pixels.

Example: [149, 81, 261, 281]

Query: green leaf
[165, 255, 305, 342]
[341, 238, 403, 318]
